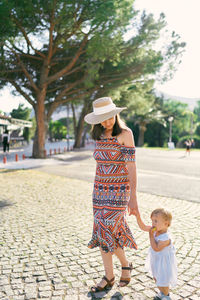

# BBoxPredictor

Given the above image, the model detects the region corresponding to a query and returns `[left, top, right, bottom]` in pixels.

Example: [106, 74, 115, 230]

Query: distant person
[85, 132, 90, 144]
[184, 139, 191, 156]
[191, 139, 195, 149]
[2, 130, 10, 153]
[136, 208, 177, 300]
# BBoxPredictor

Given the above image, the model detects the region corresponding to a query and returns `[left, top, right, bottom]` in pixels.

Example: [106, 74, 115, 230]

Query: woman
[84, 97, 139, 292]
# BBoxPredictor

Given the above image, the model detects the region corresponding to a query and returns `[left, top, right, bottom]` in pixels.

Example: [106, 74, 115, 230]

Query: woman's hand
[128, 196, 139, 216]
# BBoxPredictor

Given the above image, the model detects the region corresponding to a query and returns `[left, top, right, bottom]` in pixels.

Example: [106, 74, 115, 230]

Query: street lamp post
[168, 116, 174, 143]
[66, 104, 70, 151]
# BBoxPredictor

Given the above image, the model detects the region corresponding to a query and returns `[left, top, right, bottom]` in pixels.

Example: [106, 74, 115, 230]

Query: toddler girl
[136, 208, 177, 300]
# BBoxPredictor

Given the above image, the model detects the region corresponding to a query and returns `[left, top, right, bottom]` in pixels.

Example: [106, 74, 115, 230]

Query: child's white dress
[145, 232, 177, 287]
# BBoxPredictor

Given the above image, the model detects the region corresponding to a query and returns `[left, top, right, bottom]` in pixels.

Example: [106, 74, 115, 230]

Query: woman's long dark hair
[91, 114, 126, 140]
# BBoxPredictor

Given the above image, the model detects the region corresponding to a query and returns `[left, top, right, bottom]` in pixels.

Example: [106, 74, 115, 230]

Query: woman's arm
[127, 161, 138, 216]
[122, 129, 138, 216]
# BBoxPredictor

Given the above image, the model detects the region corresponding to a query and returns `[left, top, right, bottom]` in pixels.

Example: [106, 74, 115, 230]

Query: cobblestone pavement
[0, 170, 199, 300]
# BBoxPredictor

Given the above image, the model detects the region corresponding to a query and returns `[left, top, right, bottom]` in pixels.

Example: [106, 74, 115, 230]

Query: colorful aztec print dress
[88, 137, 137, 253]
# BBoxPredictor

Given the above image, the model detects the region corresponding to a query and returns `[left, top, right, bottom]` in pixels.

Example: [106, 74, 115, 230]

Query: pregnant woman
[84, 97, 139, 292]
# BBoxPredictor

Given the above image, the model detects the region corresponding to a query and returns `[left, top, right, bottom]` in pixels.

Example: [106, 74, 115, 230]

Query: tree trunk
[74, 100, 92, 148]
[81, 128, 87, 148]
[138, 123, 147, 147]
[74, 111, 85, 148]
[71, 103, 77, 137]
[158, 124, 163, 147]
[32, 93, 46, 158]
[81, 124, 90, 147]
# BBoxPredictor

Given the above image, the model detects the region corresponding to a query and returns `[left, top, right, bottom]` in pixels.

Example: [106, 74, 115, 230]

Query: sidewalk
[0, 155, 73, 169]
[0, 166, 199, 299]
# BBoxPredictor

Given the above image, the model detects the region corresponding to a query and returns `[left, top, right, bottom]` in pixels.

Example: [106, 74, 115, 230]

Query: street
[30, 146, 200, 203]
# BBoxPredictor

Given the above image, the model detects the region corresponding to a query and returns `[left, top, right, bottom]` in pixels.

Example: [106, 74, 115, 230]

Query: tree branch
[46, 90, 91, 120]
[52, 4, 85, 55]
[11, 44, 43, 61]
[47, 1, 56, 63]
[5, 43, 40, 93]
[9, 80, 36, 107]
[11, 15, 46, 59]
[0, 69, 23, 73]
[46, 35, 88, 85]
[48, 65, 84, 89]
[54, 77, 86, 103]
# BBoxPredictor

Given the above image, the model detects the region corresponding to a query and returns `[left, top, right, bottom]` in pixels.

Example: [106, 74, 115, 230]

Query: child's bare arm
[136, 213, 151, 232]
[149, 229, 170, 252]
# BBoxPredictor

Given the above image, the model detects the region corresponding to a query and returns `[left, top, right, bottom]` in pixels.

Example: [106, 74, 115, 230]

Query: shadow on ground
[0, 169, 20, 174]
[54, 154, 92, 162]
[88, 289, 123, 300]
[0, 199, 13, 210]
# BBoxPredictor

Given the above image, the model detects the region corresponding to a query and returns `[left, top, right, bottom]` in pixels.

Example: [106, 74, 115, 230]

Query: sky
[0, 0, 200, 113]
[134, 0, 200, 99]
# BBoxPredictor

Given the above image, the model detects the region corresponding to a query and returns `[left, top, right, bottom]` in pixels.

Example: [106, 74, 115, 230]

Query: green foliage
[144, 97, 196, 147]
[117, 81, 165, 126]
[0, 0, 186, 156]
[49, 120, 67, 140]
[0, 0, 185, 110]
[194, 100, 200, 121]
[27, 117, 36, 142]
[117, 86, 197, 147]
[145, 122, 167, 147]
[10, 103, 32, 142]
[10, 103, 31, 120]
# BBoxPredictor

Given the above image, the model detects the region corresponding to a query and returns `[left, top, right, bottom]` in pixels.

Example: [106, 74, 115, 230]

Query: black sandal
[119, 262, 133, 287]
[91, 276, 115, 293]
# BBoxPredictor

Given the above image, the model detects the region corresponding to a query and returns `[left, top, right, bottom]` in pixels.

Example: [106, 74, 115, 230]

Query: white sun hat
[84, 97, 126, 125]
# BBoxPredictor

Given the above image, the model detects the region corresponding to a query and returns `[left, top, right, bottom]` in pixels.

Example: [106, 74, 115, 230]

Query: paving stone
[12, 296, 25, 300]
[52, 289, 65, 296]
[38, 285, 52, 291]
[64, 296, 78, 300]
[189, 295, 200, 300]
[38, 291, 52, 298]
[12, 283, 24, 290]
[54, 283, 68, 290]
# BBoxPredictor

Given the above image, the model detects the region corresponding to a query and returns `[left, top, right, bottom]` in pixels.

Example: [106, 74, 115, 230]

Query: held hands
[128, 196, 139, 216]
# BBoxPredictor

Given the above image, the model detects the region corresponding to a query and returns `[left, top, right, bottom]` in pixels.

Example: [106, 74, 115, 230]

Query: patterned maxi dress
[88, 137, 137, 253]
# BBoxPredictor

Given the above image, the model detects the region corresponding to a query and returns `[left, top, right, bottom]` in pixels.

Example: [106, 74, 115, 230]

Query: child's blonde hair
[151, 208, 172, 227]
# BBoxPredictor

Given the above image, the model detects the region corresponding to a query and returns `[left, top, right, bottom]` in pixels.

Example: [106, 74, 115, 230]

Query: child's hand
[149, 226, 156, 234]
[135, 212, 151, 232]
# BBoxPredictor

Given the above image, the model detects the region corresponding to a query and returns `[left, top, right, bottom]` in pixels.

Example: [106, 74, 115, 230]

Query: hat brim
[84, 107, 126, 125]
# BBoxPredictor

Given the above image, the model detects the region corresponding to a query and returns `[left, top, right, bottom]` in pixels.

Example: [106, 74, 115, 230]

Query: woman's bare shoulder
[119, 128, 135, 147]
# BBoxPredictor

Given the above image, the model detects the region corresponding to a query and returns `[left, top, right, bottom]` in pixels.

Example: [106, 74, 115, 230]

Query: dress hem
[88, 239, 137, 253]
